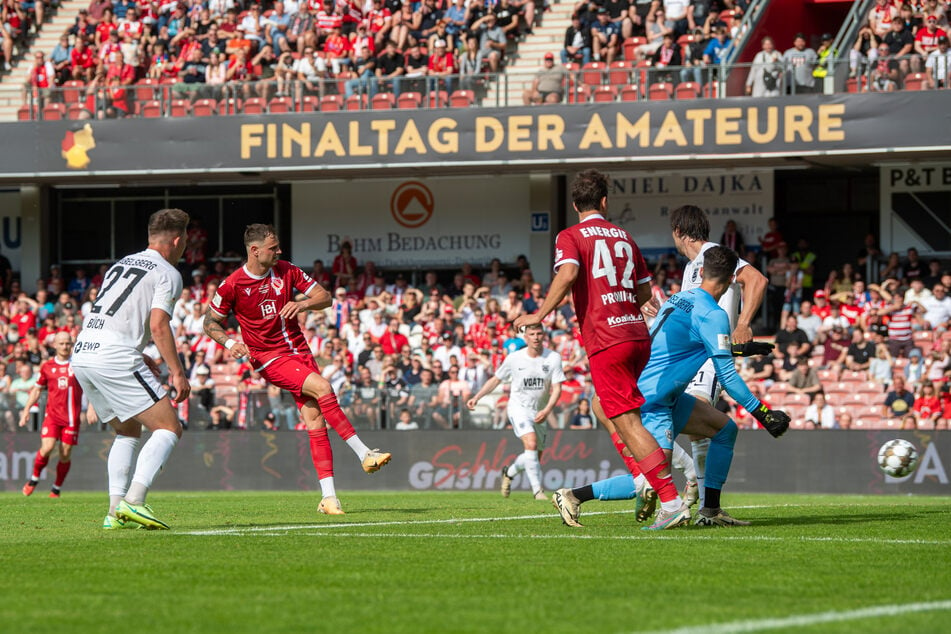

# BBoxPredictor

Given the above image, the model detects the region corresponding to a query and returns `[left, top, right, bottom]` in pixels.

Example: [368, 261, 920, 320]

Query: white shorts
[685, 358, 721, 405]
[509, 408, 548, 447]
[72, 361, 167, 423]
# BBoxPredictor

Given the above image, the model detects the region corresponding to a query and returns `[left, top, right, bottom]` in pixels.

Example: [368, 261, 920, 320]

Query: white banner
[0, 190, 22, 273]
[576, 169, 774, 254]
[880, 163, 951, 254]
[292, 176, 532, 269]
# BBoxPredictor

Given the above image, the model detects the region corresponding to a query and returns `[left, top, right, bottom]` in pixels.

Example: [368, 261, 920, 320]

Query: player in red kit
[203, 224, 391, 515]
[20, 332, 96, 498]
[515, 169, 684, 521]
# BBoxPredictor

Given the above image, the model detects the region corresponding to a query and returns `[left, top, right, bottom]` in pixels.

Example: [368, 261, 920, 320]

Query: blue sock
[705, 420, 738, 492]
[591, 474, 637, 501]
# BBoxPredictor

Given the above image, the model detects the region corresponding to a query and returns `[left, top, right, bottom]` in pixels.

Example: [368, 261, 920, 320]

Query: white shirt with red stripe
[210, 261, 318, 370]
[888, 306, 914, 341]
[37, 358, 83, 426]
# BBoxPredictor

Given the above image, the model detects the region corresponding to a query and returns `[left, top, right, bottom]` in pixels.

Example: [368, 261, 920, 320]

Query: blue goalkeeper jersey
[640, 288, 761, 413]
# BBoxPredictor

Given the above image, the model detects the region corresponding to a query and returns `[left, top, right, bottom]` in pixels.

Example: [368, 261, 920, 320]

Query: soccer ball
[877, 439, 919, 478]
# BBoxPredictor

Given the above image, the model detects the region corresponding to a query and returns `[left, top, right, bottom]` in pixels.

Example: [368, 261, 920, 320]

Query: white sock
[507, 453, 525, 477]
[633, 474, 647, 491]
[107, 435, 139, 515]
[126, 429, 178, 505]
[522, 450, 542, 494]
[346, 436, 370, 461]
[672, 443, 696, 482]
[661, 498, 683, 513]
[691, 438, 710, 507]
[319, 476, 336, 498]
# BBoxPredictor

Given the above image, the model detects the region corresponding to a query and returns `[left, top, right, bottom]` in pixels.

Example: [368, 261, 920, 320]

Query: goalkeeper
[553, 246, 789, 530]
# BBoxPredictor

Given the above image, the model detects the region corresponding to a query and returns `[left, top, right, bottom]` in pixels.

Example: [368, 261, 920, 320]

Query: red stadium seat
[218, 98, 242, 115]
[904, 73, 927, 91]
[427, 90, 448, 108]
[618, 84, 639, 101]
[648, 82, 673, 100]
[62, 80, 85, 104]
[243, 97, 267, 114]
[372, 92, 396, 109]
[567, 84, 591, 103]
[67, 103, 87, 120]
[320, 94, 343, 111]
[608, 61, 632, 86]
[703, 82, 719, 98]
[135, 78, 160, 102]
[169, 99, 190, 117]
[622, 37, 646, 61]
[140, 100, 163, 118]
[449, 90, 474, 107]
[580, 62, 605, 87]
[18, 105, 35, 121]
[397, 92, 422, 109]
[675, 81, 700, 100]
[346, 94, 367, 110]
[592, 85, 617, 102]
[192, 99, 217, 116]
[268, 96, 295, 113]
[42, 103, 66, 120]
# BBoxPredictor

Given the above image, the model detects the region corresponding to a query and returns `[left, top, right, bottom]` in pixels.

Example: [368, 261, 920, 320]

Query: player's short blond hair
[148, 208, 190, 238]
[244, 223, 276, 247]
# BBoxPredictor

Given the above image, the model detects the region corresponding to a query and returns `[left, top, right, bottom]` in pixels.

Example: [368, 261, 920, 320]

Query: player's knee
[714, 419, 738, 445]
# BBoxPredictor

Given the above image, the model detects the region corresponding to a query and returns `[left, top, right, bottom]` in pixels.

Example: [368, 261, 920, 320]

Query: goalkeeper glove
[731, 342, 775, 357]
[751, 404, 790, 438]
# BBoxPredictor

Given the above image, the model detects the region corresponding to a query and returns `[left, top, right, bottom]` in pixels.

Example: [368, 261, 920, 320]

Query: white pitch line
[636, 600, 951, 634]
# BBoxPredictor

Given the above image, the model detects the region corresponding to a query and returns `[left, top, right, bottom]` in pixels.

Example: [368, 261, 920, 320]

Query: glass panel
[59, 201, 111, 261]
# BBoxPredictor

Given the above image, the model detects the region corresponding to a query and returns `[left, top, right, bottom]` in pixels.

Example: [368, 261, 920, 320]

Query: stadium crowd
[3, 215, 951, 434]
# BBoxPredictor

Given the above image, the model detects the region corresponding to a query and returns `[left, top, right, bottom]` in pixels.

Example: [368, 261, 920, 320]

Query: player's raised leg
[301, 372, 391, 473]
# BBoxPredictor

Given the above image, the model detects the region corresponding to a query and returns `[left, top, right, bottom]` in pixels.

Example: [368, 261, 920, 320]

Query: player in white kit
[467, 323, 565, 500]
[644, 205, 767, 508]
[71, 209, 192, 530]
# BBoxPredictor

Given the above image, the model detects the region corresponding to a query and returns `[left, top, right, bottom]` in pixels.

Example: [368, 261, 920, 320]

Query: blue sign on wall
[531, 212, 549, 233]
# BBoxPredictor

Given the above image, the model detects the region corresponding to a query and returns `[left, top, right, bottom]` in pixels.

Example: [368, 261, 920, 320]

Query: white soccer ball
[877, 439, 919, 478]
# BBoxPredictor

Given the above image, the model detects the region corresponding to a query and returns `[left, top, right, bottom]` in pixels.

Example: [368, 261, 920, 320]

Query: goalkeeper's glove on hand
[751, 404, 790, 438]
[731, 342, 775, 357]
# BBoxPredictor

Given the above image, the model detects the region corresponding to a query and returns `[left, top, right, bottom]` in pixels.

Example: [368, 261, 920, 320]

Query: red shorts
[589, 339, 650, 419]
[259, 354, 320, 409]
[41, 419, 79, 446]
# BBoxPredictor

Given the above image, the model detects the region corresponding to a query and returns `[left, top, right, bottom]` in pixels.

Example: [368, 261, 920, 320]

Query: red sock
[610, 432, 641, 476]
[54, 460, 71, 487]
[307, 428, 334, 479]
[32, 452, 49, 481]
[636, 448, 679, 504]
[316, 394, 356, 441]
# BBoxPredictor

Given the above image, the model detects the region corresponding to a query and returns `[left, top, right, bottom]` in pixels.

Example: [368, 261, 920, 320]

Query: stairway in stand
[0, 0, 90, 122]
[487, 0, 575, 107]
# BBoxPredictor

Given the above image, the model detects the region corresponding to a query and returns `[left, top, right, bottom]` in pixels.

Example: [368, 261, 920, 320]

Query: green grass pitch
[3, 491, 950, 634]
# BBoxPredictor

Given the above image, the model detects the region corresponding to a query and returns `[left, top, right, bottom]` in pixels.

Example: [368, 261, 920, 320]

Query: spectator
[394, 408, 419, 430]
[432, 366, 470, 429]
[883, 375, 915, 422]
[851, 25, 878, 78]
[820, 326, 849, 372]
[869, 0, 899, 40]
[811, 32, 835, 82]
[592, 7, 621, 63]
[650, 0, 694, 37]
[791, 238, 817, 299]
[27, 52, 55, 108]
[796, 300, 822, 344]
[926, 35, 951, 88]
[374, 39, 404, 95]
[739, 349, 775, 386]
[651, 32, 682, 82]
[209, 404, 234, 430]
[804, 391, 835, 429]
[747, 36, 783, 97]
[409, 368, 439, 428]
[837, 410, 853, 429]
[856, 233, 882, 269]
[783, 33, 817, 94]
[869, 42, 899, 91]
[880, 252, 904, 280]
[569, 398, 594, 429]
[562, 13, 592, 65]
[905, 348, 926, 386]
[473, 12, 506, 72]
[637, 7, 668, 59]
[492, 0, 520, 38]
[844, 328, 873, 372]
[379, 318, 409, 355]
[820, 303, 851, 333]
[775, 314, 811, 360]
[189, 365, 216, 411]
[523, 52, 564, 104]
[702, 26, 731, 68]
[905, 247, 924, 280]
[344, 44, 377, 98]
[884, 17, 914, 75]
[352, 366, 382, 426]
[915, 14, 947, 61]
[427, 38, 455, 93]
[788, 358, 822, 396]
[885, 294, 917, 358]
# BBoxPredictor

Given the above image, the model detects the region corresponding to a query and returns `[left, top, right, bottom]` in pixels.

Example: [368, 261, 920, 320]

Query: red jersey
[37, 358, 84, 426]
[210, 261, 319, 368]
[71, 47, 95, 69]
[553, 214, 651, 355]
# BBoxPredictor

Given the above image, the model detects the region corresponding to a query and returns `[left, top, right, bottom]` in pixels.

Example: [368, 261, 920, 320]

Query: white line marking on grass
[636, 600, 951, 634]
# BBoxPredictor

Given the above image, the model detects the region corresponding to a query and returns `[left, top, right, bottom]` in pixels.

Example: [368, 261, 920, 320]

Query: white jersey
[72, 248, 183, 369]
[681, 241, 748, 330]
[494, 347, 566, 415]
